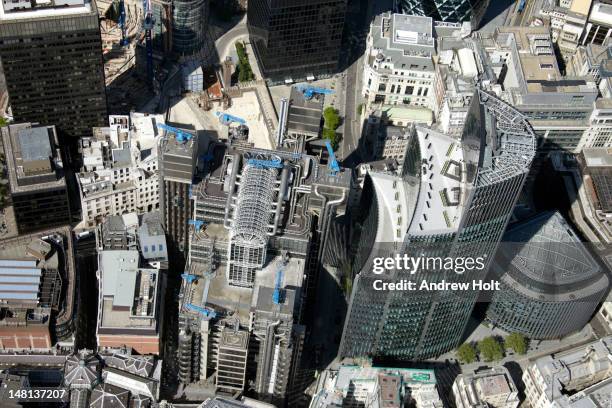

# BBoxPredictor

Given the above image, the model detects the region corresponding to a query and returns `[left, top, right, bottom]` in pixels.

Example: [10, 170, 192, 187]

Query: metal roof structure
[17, 127, 52, 162]
[0, 259, 41, 302]
[227, 161, 279, 286]
[501, 211, 602, 287]
[99, 250, 139, 308]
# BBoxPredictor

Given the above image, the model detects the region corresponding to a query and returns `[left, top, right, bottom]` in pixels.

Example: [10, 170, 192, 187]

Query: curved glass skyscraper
[394, 0, 489, 27]
[487, 211, 609, 340]
[339, 90, 536, 360]
[172, 0, 209, 55]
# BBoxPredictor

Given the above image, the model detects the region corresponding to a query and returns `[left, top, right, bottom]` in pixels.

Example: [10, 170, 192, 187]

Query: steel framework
[227, 163, 278, 287]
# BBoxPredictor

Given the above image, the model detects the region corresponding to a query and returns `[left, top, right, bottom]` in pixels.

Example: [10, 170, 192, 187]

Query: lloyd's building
[340, 89, 536, 360]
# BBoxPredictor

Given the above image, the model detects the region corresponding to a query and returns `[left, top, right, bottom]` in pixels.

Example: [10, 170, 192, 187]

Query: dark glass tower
[172, 0, 209, 55]
[339, 90, 536, 360]
[394, 0, 489, 27]
[0, 0, 107, 140]
[247, 0, 347, 82]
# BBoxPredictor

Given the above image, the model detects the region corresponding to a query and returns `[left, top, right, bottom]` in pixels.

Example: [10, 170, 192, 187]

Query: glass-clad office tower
[394, 0, 489, 27]
[247, 0, 347, 82]
[339, 90, 536, 360]
[487, 211, 609, 340]
[0, 0, 107, 139]
[172, 0, 209, 55]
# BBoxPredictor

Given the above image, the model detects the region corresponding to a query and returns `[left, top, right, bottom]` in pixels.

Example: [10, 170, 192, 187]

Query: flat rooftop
[583, 148, 612, 167]
[98, 250, 159, 330]
[287, 87, 323, 137]
[0, 0, 93, 20]
[1, 124, 66, 194]
[200, 255, 305, 322]
[369, 12, 435, 70]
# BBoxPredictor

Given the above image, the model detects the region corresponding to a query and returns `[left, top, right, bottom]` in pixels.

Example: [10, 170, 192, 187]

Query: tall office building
[339, 90, 536, 360]
[247, 0, 347, 82]
[0, 0, 107, 140]
[158, 128, 198, 262]
[394, 0, 489, 27]
[252, 284, 305, 406]
[172, 0, 209, 55]
[1, 123, 71, 233]
[486, 211, 609, 340]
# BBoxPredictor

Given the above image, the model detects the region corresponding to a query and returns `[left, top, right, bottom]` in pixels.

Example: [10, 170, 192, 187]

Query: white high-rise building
[77, 113, 164, 228]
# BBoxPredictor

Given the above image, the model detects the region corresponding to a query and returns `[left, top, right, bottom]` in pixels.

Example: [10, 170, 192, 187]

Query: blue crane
[189, 219, 206, 230]
[142, 0, 154, 85]
[247, 157, 283, 169]
[117, 0, 128, 46]
[215, 112, 247, 126]
[272, 268, 284, 304]
[185, 303, 217, 319]
[157, 123, 194, 143]
[325, 140, 340, 175]
[296, 85, 334, 100]
[181, 273, 198, 284]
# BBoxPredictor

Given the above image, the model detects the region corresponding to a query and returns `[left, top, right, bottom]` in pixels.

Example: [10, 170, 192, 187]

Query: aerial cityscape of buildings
[0, 0, 611, 407]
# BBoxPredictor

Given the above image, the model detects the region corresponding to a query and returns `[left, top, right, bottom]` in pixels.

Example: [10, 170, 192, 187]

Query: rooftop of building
[0, 227, 73, 334]
[583, 147, 612, 167]
[368, 12, 436, 70]
[0, 234, 61, 306]
[499, 211, 606, 297]
[570, 0, 593, 15]
[368, 91, 535, 240]
[0, 0, 94, 20]
[311, 362, 442, 408]
[529, 336, 612, 403]
[98, 250, 159, 331]
[455, 366, 519, 404]
[490, 27, 598, 98]
[287, 86, 323, 137]
[201, 397, 276, 408]
[1, 123, 65, 194]
[195, 254, 305, 323]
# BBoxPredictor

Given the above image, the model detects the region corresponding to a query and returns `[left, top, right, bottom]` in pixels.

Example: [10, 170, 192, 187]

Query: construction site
[97, 0, 157, 113]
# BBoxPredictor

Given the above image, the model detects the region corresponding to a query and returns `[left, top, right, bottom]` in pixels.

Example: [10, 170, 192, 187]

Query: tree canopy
[322, 107, 341, 149]
[478, 337, 504, 362]
[235, 42, 254, 83]
[457, 343, 477, 364]
[505, 333, 528, 355]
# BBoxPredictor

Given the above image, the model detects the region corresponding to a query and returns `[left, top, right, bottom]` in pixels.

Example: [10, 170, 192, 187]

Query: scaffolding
[227, 163, 279, 287]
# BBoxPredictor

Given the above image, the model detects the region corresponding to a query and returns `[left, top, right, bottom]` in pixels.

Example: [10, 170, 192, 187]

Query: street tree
[505, 332, 528, 355]
[457, 343, 477, 364]
[478, 337, 504, 362]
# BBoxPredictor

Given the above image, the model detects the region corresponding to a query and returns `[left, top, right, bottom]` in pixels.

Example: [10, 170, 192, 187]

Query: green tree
[0, 117, 6, 127]
[357, 103, 364, 115]
[478, 337, 504, 362]
[505, 333, 528, 355]
[322, 128, 339, 150]
[456, 343, 477, 364]
[234, 42, 255, 82]
[323, 106, 340, 130]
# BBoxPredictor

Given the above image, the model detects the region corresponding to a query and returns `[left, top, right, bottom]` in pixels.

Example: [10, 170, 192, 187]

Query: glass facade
[394, 0, 489, 26]
[486, 212, 609, 340]
[0, 9, 107, 139]
[340, 90, 536, 360]
[172, 0, 209, 55]
[247, 0, 347, 81]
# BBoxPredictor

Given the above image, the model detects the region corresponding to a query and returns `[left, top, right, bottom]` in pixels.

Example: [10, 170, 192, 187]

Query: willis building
[0, 0, 107, 139]
[339, 90, 536, 360]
